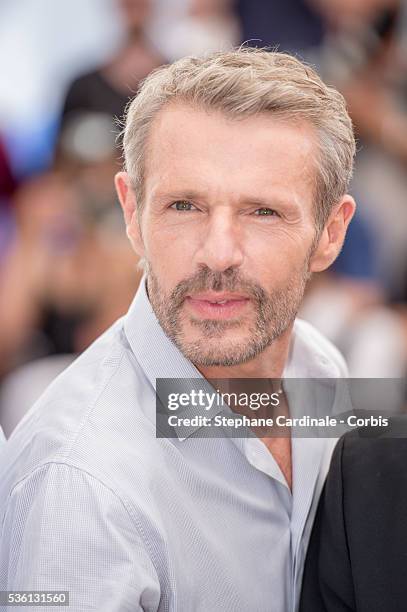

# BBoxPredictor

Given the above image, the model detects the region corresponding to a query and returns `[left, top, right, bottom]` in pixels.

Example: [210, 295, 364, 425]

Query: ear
[115, 171, 145, 257]
[310, 194, 356, 273]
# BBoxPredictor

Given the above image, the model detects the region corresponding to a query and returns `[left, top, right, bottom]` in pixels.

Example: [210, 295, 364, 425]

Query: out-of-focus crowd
[0, 0, 406, 436]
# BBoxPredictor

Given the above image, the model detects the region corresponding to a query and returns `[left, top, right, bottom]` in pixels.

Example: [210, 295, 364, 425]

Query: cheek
[243, 229, 310, 282]
[143, 221, 196, 286]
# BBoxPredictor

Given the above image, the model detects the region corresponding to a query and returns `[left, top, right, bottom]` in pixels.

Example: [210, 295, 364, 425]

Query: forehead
[144, 102, 318, 205]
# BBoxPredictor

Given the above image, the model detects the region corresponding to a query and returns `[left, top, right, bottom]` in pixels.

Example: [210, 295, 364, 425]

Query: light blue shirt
[0, 279, 346, 611]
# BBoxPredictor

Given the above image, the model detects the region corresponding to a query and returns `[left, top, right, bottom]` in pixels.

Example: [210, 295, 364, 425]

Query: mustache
[169, 267, 267, 308]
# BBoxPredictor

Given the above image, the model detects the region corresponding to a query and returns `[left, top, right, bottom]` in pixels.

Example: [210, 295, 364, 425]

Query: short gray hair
[122, 47, 355, 230]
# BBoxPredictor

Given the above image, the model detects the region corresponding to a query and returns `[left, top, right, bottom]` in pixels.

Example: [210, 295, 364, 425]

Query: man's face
[118, 0, 151, 32]
[129, 104, 319, 366]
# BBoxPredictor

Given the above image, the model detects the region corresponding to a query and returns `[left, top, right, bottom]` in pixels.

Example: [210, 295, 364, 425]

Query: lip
[187, 292, 249, 301]
[185, 293, 250, 320]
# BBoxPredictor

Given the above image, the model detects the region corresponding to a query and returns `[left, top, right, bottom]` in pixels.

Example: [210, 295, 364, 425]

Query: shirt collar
[124, 275, 201, 383]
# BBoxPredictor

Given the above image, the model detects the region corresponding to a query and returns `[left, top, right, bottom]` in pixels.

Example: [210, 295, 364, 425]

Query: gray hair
[121, 47, 355, 230]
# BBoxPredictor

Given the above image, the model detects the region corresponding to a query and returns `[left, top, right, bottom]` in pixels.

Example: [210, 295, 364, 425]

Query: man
[59, 0, 162, 142]
[0, 48, 355, 611]
[300, 418, 407, 612]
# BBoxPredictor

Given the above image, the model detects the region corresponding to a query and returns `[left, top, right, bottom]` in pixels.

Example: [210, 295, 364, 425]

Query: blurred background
[0, 0, 406, 437]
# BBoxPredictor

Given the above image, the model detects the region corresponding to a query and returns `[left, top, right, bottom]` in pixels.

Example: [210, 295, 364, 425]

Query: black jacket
[300, 419, 407, 612]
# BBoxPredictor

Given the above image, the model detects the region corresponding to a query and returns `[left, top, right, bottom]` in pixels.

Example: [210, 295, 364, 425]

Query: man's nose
[195, 209, 244, 272]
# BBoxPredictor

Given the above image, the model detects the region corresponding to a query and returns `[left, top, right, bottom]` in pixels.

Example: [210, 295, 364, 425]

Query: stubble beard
[145, 262, 311, 367]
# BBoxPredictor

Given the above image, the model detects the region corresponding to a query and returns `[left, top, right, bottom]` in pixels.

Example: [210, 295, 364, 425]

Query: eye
[170, 200, 197, 212]
[254, 207, 279, 217]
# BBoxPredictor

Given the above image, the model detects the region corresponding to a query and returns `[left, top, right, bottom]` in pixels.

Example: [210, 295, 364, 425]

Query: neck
[197, 325, 293, 380]
[126, 27, 145, 43]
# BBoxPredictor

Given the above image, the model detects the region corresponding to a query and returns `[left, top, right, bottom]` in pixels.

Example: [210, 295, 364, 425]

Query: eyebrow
[153, 191, 201, 203]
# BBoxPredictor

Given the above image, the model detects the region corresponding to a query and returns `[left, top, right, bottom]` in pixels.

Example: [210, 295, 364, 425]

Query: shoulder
[64, 69, 103, 98]
[338, 417, 407, 485]
[322, 417, 407, 521]
[0, 317, 156, 499]
[293, 318, 349, 377]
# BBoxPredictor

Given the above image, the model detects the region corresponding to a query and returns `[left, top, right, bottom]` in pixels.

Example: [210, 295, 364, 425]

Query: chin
[187, 349, 257, 368]
[177, 335, 262, 368]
